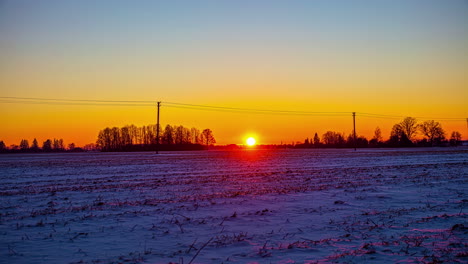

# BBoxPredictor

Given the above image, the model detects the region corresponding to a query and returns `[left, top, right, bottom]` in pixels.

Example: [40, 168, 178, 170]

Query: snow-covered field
[1, 148, 467, 263]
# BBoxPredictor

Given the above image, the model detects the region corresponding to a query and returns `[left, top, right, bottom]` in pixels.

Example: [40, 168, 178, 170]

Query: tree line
[96, 124, 216, 151]
[0, 124, 216, 153]
[0, 117, 464, 153]
[298, 117, 463, 148]
[0, 138, 96, 153]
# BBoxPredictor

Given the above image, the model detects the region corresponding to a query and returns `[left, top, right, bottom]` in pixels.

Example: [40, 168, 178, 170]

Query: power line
[164, 101, 349, 114]
[0, 100, 155, 107]
[357, 112, 466, 121]
[0, 96, 351, 116]
[0, 96, 466, 121]
[0, 96, 155, 104]
[164, 105, 349, 116]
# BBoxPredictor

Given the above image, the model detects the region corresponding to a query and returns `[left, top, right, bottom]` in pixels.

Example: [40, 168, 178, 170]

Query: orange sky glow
[1, 1, 467, 147]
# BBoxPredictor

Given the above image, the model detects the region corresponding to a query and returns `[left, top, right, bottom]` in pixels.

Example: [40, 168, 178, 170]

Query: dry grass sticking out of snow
[0, 148, 467, 263]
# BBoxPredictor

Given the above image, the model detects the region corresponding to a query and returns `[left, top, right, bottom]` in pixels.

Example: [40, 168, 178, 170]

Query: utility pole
[353, 112, 356, 151]
[156, 101, 161, 154]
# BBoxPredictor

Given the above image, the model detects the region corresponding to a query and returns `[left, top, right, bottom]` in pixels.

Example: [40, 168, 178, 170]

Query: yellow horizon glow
[1, 100, 467, 147]
[1, 2, 467, 147]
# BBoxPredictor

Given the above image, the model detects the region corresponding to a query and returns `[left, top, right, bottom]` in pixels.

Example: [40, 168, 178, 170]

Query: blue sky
[1, 0, 467, 145]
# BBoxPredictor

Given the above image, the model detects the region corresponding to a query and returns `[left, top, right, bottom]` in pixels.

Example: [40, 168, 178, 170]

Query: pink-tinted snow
[0, 148, 467, 263]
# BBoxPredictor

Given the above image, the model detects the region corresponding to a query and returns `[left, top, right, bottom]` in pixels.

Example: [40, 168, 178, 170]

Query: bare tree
[182, 127, 191, 144]
[42, 139, 52, 151]
[174, 125, 184, 144]
[143, 125, 156, 145]
[96, 127, 112, 151]
[0, 141, 6, 152]
[322, 131, 335, 145]
[419, 120, 445, 146]
[20, 139, 29, 150]
[399, 117, 418, 141]
[53, 138, 64, 150]
[120, 126, 132, 146]
[128, 124, 138, 145]
[68, 143, 76, 151]
[95, 123, 212, 151]
[313, 133, 320, 146]
[322, 131, 345, 146]
[190, 127, 201, 144]
[201, 129, 216, 146]
[450, 131, 462, 146]
[389, 123, 412, 147]
[31, 138, 39, 151]
[373, 127, 382, 142]
[83, 143, 97, 151]
[162, 125, 174, 144]
[390, 123, 402, 138]
[111, 127, 121, 149]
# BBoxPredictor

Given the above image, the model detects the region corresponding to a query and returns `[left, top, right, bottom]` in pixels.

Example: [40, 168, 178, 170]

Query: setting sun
[246, 137, 256, 146]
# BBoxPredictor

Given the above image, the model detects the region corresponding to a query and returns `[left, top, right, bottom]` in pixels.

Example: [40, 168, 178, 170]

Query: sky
[1, 0, 467, 146]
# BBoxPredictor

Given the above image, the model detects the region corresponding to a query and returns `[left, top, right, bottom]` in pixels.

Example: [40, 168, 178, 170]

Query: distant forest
[0, 124, 216, 153]
[96, 124, 215, 151]
[297, 117, 463, 149]
[0, 117, 464, 153]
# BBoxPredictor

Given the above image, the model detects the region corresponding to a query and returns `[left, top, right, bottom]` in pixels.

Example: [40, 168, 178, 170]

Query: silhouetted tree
[96, 127, 112, 151]
[346, 134, 368, 148]
[83, 143, 98, 151]
[9, 144, 19, 151]
[68, 143, 76, 151]
[31, 138, 39, 151]
[174, 125, 182, 144]
[201, 129, 216, 146]
[20, 139, 29, 150]
[390, 123, 402, 138]
[450, 131, 462, 146]
[174, 125, 191, 144]
[399, 117, 418, 141]
[128, 125, 138, 145]
[120, 126, 132, 146]
[419, 120, 445, 146]
[322, 131, 334, 145]
[111, 127, 121, 150]
[369, 127, 383, 147]
[313, 133, 321, 146]
[132, 126, 142, 144]
[0, 141, 6, 152]
[190, 127, 201, 144]
[148, 125, 155, 144]
[322, 131, 345, 147]
[42, 139, 52, 151]
[53, 138, 64, 151]
[162, 125, 175, 144]
[95, 123, 207, 151]
[373, 127, 382, 143]
[183, 126, 191, 144]
[389, 123, 412, 147]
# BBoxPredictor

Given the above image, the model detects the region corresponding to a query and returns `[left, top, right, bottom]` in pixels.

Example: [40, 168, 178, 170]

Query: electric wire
[357, 112, 465, 121]
[0, 100, 155, 107]
[164, 104, 349, 116]
[0, 96, 155, 104]
[163, 101, 349, 114]
[0, 96, 465, 121]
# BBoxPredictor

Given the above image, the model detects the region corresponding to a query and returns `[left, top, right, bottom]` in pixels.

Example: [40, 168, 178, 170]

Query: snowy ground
[0, 148, 467, 263]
